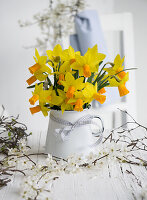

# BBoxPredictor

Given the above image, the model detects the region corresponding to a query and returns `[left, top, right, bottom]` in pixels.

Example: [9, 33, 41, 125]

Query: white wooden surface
[0, 128, 147, 200]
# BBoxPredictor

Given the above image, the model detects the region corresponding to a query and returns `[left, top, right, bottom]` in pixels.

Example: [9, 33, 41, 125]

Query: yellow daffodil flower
[57, 89, 73, 113]
[104, 54, 126, 80]
[60, 72, 85, 99]
[49, 90, 63, 106]
[46, 44, 63, 67]
[29, 94, 39, 105]
[29, 83, 51, 105]
[26, 49, 52, 85]
[39, 88, 63, 116]
[71, 45, 106, 77]
[108, 72, 129, 97]
[39, 102, 50, 117]
[29, 83, 50, 116]
[55, 70, 76, 85]
[66, 94, 85, 112]
[29, 83, 63, 116]
[60, 46, 80, 72]
[29, 83, 43, 105]
[82, 82, 106, 104]
[33, 49, 51, 74]
[118, 73, 129, 97]
[57, 90, 84, 112]
[66, 89, 84, 103]
[30, 103, 49, 117]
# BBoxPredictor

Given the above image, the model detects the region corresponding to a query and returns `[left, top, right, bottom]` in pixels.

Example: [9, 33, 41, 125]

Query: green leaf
[87, 73, 94, 83]
[98, 63, 106, 75]
[98, 81, 110, 91]
[93, 71, 106, 85]
[92, 62, 107, 86]
[97, 71, 106, 82]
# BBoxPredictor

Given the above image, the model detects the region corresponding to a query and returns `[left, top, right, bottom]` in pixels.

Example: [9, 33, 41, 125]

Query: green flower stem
[27, 82, 43, 89]
[46, 77, 52, 86]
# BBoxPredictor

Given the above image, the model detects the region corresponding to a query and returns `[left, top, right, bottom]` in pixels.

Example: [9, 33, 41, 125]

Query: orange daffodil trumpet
[26, 49, 52, 86]
[26, 44, 132, 116]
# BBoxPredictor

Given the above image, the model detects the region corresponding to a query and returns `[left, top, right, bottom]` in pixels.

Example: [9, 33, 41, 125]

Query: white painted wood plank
[0, 129, 146, 200]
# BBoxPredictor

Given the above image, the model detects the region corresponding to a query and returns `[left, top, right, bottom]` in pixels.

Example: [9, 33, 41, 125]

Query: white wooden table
[1, 129, 147, 200]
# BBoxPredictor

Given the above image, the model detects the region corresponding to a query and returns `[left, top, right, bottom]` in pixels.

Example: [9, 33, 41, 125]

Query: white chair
[97, 12, 137, 128]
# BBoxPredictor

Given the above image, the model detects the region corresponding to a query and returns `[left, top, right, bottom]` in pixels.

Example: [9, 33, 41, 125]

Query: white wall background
[0, 0, 50, 132]
[0, 0, 147, 132]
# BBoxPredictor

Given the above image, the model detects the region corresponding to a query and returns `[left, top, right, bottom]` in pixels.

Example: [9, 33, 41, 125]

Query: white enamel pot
[45, 109, 104, 159]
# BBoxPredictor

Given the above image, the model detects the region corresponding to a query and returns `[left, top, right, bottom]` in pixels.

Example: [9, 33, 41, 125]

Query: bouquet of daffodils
[26, 44, 129, 116]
